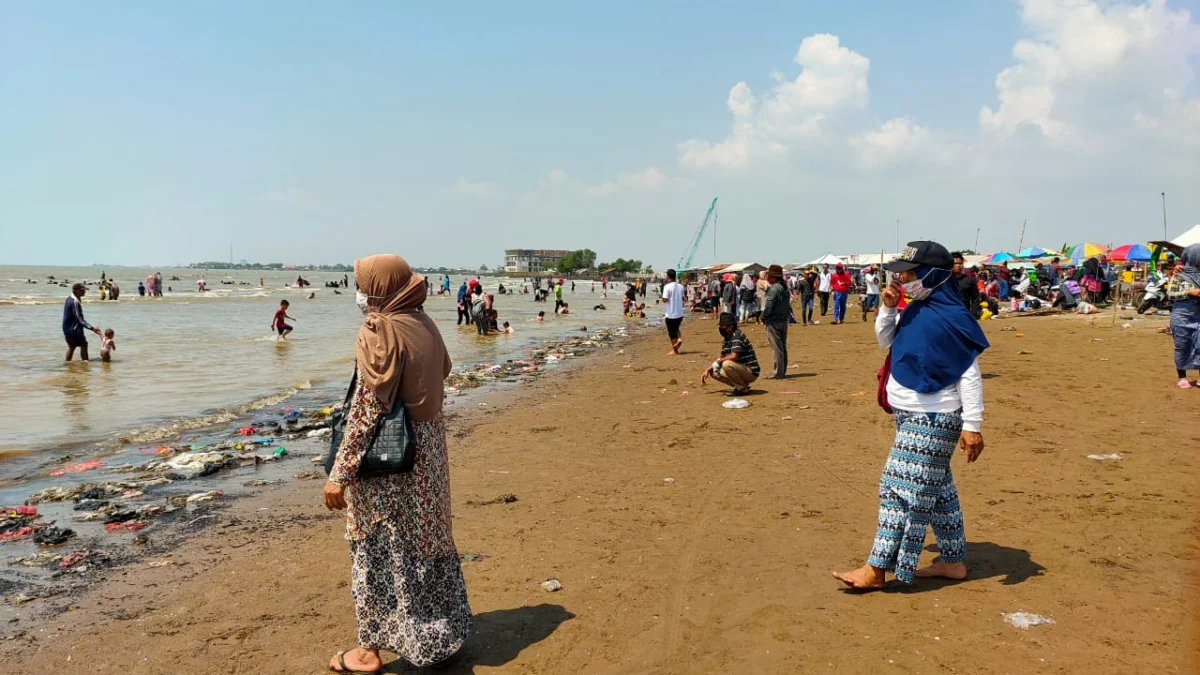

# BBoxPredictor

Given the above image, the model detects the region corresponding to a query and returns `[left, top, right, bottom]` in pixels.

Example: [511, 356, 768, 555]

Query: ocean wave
[116, 379, 314, 445]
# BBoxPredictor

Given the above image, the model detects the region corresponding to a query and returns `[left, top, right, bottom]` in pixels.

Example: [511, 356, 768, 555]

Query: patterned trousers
[867, 409, 966, 583]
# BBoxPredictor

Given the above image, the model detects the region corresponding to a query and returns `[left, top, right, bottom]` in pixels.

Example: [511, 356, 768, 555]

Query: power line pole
[975, 228, 980, 253]
[895, 219, 899, 251]
[1162, 191, 1168, 239]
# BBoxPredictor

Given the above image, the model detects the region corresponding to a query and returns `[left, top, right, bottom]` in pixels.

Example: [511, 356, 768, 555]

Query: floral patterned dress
[329, 369, 472, 666]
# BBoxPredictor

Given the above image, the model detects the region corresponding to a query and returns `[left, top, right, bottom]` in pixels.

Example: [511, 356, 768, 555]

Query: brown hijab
[354, 255, 452, 420]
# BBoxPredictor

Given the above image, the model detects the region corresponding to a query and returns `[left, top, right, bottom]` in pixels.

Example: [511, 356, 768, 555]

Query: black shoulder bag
[323, 366, 417, 478]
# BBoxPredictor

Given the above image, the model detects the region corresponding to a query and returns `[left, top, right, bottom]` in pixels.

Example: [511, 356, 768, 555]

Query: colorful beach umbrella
[985, 252, 1015, 263]
[1108, 244, 1152, 262]
[1015, 246, 1052, 258]
[1067, 242, 1109, 261]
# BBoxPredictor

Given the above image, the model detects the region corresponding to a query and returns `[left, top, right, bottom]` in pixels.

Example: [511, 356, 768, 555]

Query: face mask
[355, 291, 370, 315]
[902, 270, 947, 302]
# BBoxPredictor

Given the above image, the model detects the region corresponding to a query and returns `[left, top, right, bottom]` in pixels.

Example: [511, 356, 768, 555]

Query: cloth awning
[803, 253, 845, 267]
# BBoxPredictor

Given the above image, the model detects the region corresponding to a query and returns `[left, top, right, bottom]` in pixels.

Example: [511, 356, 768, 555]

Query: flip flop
[330, 651, 382, 675]
[1177, 379, 1194, 390]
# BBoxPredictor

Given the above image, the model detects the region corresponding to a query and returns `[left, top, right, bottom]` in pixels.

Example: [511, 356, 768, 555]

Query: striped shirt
[721, 329, 760, 376]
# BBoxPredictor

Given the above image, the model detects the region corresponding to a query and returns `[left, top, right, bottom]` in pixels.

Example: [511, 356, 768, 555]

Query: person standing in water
[273, 300, 296, 339]
[455, 281, 470, 325]
[63, 283, 102, 361]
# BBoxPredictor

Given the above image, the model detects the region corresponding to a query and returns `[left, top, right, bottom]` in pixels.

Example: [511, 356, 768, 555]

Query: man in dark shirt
[951, 252, 981, 318]
[701, 312, 760, 394]
[760, 264, 790, 379]
[63, 283, 101, 361]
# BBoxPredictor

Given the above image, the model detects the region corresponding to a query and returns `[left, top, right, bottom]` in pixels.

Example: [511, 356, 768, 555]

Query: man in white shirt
[661, 268, 685, 355]
[818, 264, 833, 317]
[861, 265, 881, 321]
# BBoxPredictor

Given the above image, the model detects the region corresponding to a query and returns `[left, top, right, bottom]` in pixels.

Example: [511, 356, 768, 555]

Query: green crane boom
[677, 197, 718, 271]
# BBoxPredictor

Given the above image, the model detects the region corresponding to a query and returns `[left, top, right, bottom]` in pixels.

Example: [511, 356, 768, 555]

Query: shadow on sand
[883, 541, 1045, 593]
[384, 604, 574, 674]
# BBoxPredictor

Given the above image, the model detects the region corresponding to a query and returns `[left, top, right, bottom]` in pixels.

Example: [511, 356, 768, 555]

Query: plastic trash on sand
[186, 490, 224, 503]
[722, 398, 750, 409]
[1003, 612, 1054, 629]
[1087, 453, 1122, 461]
[48, 458, 104, 476]
[541, 578, 562, 592]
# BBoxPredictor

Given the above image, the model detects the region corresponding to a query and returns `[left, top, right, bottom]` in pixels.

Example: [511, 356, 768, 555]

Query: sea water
[0, 265, 641, 480]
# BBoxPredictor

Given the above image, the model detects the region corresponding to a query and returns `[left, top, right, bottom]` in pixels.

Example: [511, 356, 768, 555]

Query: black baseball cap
[888, 241, 954, 272]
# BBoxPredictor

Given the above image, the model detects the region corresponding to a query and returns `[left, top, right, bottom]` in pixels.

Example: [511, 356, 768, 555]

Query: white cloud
[586, 167, 671, 196]
[980, 0, 1200, 147]
[679, 34, 869, 170]
[443, 177, 504, 201]
[849, 118, 970, 169]
[264, 187, 319, 209]
[520, 166, 677, 200]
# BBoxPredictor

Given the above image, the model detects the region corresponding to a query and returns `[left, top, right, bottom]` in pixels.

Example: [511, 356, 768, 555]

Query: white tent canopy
[716, 262, 766, 275]
[840, 252, 902, 267]
[803, 253, 845, 267]
[1173, 224, 1200, 249]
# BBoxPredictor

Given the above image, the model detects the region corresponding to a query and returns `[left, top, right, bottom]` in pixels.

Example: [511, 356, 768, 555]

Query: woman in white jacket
[834, 241, 990, 590]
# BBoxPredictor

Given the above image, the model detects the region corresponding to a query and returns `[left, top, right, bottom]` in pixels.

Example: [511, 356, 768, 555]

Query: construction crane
[677, 197, 718, 271]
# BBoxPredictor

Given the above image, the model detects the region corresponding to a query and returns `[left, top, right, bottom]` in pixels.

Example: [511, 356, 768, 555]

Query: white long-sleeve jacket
[875, 304, 984, 432]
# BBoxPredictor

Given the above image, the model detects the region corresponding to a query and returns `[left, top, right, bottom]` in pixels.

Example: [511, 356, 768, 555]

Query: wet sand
[3, 309, 1198, 674]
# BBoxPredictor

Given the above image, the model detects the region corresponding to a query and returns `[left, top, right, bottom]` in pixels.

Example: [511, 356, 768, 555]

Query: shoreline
[2, 312, 1197, 674]
[0, 323, 639, 607]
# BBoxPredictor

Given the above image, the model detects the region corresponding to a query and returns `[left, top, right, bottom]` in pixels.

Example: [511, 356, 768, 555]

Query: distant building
[504, 249, 570, 274]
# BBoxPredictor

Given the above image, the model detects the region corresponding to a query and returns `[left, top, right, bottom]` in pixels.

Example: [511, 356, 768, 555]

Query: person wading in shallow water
[324, 254, 471, 673]
[63, 283, 101, 361]
[833, 241, 989, 590]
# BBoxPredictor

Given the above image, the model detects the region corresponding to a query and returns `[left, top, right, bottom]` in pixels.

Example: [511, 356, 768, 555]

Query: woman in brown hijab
[324, 254, 471, 673]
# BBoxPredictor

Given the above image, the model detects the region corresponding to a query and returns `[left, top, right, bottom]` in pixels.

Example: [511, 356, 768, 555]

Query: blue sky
[2, 1, 1197, 269]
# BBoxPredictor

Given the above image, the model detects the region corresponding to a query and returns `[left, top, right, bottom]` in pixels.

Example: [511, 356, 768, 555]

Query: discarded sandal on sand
[330, 651, 382, 675]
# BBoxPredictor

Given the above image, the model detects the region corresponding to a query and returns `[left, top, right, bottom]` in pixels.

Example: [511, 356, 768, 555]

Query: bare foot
[915, 560, 967, 580]
[832, 564, 886, 590]
[330, 647, 382, 673]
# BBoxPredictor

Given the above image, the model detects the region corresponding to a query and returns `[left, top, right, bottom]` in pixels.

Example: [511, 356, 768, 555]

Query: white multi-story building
[503, 249, 570, 273]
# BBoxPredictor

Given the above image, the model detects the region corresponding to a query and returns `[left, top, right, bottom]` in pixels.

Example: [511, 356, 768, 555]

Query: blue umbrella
[1016, 247, 1051, 258]
[986, 252, 1015, 263]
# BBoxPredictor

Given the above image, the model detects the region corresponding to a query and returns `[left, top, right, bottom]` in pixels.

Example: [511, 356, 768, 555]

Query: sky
[2, 0, 1198, 270]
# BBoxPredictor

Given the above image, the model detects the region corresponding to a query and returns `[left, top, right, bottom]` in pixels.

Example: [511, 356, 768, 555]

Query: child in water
[536, 311, 545, 322]
[502, 321, 513, 334]
[100, 328, 116, 362]
[273, 300, 296, 339]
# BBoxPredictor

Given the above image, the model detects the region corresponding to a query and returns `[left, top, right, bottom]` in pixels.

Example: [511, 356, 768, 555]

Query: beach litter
[294, 470, 324, 480]
[48, 458, 104, 477]
[1002, 612, 1055, 629]
[1087, 453, 1122, 461]
[663, 477, 675, 484]
[468, 493, 519, 507]
[12, 551, 62, 568]
[163, 452, 235, 480]
[186, 491, 224, 503]
[722, 399, 750, 409]
[105, 521, 148, 533]
[540, 578, 563, 592]
[33, 526, 75, 546]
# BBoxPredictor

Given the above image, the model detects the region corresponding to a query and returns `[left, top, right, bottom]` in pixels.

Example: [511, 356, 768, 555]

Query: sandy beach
[2, 309, 1198, 675]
